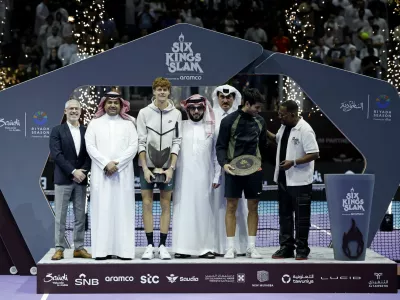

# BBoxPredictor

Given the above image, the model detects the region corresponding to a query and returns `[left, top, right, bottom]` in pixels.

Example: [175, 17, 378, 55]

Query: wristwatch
[169, 165, 176, 171]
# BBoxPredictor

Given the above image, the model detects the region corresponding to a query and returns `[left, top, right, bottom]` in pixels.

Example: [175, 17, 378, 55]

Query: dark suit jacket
[49, 123, 91, 185]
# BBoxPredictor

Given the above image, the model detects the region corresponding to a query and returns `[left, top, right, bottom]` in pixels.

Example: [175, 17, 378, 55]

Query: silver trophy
[148, 143, 171, 183]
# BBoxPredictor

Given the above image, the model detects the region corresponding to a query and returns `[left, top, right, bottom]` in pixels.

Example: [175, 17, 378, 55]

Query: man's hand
[279, 160, 294, 171]
[73, 169, 87, 183]
[223, 164, 235, 176]
[105, 161, 119, 176]
[212, 183, 220, 189]
[162, 167, 174, 184]
[143, 168, 155, 183]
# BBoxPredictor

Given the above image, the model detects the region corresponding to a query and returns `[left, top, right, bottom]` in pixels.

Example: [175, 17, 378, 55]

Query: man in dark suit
[49, 99, 92, 260]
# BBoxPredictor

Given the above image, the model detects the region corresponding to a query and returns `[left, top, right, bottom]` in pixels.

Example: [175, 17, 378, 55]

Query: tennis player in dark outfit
[216, 88, 268, 259]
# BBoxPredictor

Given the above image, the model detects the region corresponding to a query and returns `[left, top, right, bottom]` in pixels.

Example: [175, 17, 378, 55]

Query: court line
[40, 293, 49, 300]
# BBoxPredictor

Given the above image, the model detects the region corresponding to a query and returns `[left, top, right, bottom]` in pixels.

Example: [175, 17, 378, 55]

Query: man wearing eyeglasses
[267, 100, 319, 260]
[171, 94, 220, 259]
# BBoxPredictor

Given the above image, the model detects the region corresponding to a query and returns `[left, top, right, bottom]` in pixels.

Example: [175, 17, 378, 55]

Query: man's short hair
[152, 77, 171, 90]
[242, 88, 265, 106]
[280, 100, 299, 113]
[65, 99, 81, 109]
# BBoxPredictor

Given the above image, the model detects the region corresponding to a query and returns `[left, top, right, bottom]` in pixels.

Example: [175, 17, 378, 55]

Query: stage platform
[37, 247, 398, 294]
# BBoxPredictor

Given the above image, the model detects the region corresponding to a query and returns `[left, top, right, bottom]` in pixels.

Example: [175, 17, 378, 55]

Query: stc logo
[140, 274, 160, 284]
[75, 273, 99, 286]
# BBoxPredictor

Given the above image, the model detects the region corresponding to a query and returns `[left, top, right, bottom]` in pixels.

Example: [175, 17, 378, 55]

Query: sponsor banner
[0, 110, 51, 138]
[37, 263, 397, 294]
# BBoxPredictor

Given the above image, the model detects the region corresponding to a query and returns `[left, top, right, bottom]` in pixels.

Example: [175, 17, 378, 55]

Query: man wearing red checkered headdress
[171, 94, 221, 259]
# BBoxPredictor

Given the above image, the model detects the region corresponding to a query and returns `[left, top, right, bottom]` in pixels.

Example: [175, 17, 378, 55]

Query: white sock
[248, 236, 256, 248]
[227, 237, 235, 249]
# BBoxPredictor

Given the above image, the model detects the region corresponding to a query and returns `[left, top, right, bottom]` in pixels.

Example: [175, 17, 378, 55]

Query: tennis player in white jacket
[136, 77, 182, 260]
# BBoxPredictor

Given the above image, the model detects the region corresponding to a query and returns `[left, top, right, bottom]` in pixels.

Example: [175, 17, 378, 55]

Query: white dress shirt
[67, 121, 81, 156]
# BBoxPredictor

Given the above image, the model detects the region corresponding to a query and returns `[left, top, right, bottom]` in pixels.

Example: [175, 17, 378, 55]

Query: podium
[324, 174, 375, 261]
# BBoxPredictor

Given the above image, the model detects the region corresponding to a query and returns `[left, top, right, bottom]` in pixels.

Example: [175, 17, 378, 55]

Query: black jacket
[49, 123, 91, 185]
[216, 106, 268, 167]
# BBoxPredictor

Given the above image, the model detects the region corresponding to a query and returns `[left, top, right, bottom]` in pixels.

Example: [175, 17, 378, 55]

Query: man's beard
[189, 113, 204, 122]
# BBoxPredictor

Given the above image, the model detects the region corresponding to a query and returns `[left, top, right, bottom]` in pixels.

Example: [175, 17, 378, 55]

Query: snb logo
[75, 273, 99, 286]
[166, 33, 203, 74]
[140, 274, 160, 284]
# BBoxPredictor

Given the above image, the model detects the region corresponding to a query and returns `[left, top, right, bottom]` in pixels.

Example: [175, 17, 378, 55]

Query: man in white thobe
[85, 92, 138, 260]
[172, 95, 220, 259]
[211, 85, 248, 255]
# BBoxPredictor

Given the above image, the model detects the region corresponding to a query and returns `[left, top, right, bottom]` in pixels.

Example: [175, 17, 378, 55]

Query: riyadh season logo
[342, 187, 365, 216]
[31, 111, 50, 138]
[33, 111, 48, 126]
[165, 33, 203, 81]
[373, 95, 391, 122]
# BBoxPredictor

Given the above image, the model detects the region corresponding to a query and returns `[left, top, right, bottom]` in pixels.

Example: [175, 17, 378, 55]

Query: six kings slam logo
[165, 33, 203, 81]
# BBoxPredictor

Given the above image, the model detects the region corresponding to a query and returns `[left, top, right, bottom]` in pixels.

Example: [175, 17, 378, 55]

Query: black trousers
[277, 172, 312, 254]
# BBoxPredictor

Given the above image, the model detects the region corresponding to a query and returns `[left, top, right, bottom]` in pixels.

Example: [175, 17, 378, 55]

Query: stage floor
[38, 246, 394, 264]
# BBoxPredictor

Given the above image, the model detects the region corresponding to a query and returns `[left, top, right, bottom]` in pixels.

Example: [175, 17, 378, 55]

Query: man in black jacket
[216, 88, 268, 259]
[49, 99, 92, 260]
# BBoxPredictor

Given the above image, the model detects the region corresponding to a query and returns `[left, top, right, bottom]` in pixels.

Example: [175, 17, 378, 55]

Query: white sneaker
[224, 247, 237, 259]
[158, 245, 171, 260]
[246, 246, 262, 259]
[141, 245, 155, 260]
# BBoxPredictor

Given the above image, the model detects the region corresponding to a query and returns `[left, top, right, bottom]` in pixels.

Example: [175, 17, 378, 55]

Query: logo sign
[321, 276, 362, 280]
[165, 33, 203, 81]
[0, 117, 21, 132]
[33, 111, 48, 126]
[373, 95, 391, 121]
[282, 274, 291, 284]
[342, 219, 365, 259]
[342, 187, 365, 216]
[43, 273, 68, 287]
[237, 273, 245, 283]
[105, 276, 134, 282]
[257, 271, 269, 283]
[165, 274, 199, 283]
[369, 273, 389, 288]
[204, 274, 235, 283]
[75, 273, 99, 286]
[282, 274, 314, 284]
[340, 101, 363, 112]
[140, 274, 160, 284]
[166, 274, 178, 284]
[31, 111, 50, 138]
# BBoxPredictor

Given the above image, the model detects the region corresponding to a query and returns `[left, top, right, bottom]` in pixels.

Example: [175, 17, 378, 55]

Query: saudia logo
[165, 33, 203, 80]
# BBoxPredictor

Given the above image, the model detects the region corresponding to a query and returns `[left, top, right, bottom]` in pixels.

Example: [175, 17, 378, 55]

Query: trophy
[148, 143, 171, 183]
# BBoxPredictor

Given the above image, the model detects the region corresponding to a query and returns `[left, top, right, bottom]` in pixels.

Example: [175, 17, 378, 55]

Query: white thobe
[172, 120, 219, 255]
[85, 114, 138, 259]
[213, 108, 249, 255]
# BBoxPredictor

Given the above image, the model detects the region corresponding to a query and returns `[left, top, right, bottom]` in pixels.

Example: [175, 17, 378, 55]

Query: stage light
[283, 2, 311, 114]
[73, 0, 108, 55]
[386, 1, 400, 93]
